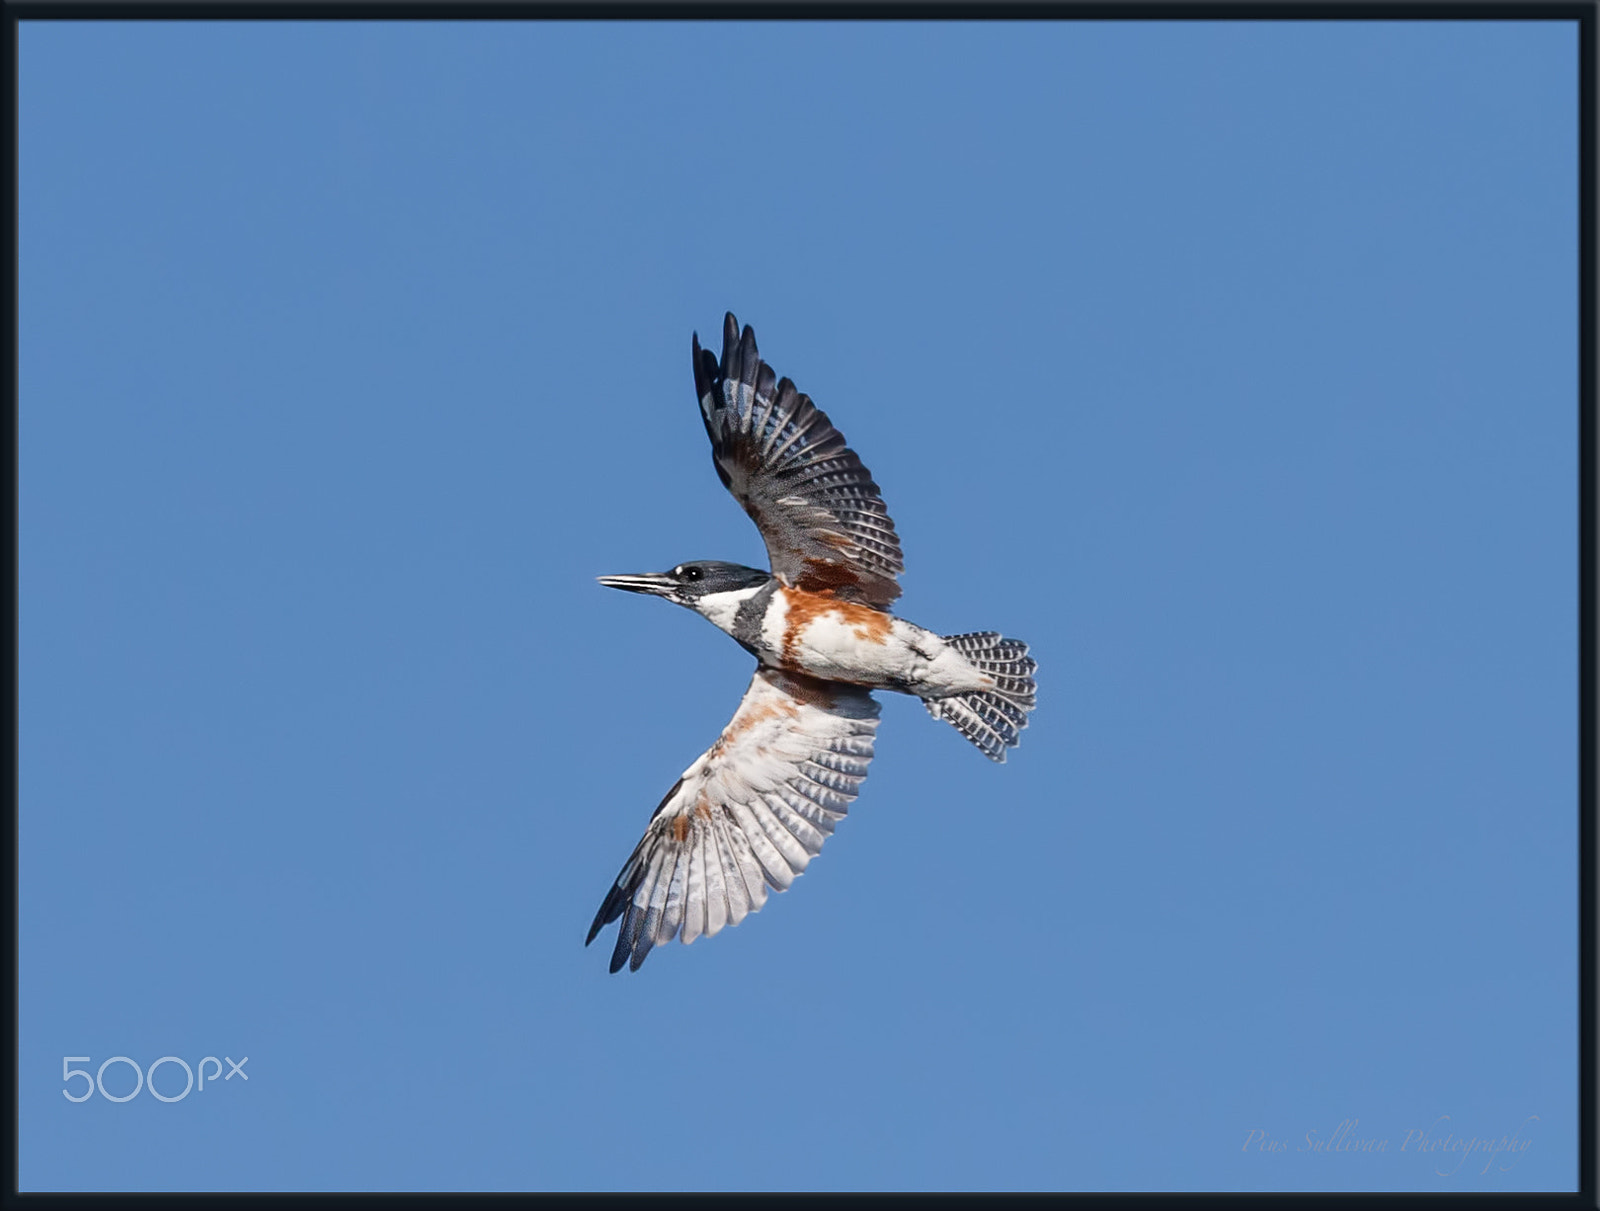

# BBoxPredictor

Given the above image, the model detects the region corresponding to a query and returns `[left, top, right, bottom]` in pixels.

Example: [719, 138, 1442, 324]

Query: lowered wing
[693, 312, 905, 608]
[586, 667, 880, 973]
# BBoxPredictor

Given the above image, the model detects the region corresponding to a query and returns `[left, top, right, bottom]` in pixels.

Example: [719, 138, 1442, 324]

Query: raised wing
[693, 312, 905, 608]
[586, 667, 880, 973]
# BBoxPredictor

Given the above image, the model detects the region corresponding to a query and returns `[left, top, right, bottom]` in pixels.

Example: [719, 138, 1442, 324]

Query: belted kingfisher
[588, 313, 1038, 972]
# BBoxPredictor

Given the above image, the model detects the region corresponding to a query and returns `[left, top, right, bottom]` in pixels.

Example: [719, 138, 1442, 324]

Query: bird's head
[597, 561, 771, 616]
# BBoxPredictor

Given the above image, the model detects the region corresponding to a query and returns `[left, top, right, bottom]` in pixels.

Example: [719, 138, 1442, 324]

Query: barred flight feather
[694, 312, 905, 608]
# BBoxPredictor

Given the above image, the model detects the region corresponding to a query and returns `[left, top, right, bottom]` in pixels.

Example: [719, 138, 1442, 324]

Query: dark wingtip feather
[609, 907, 639, 973]
[586, 884, 622, 946]
[628, 936, 654, 973]
[605, 892, 663, 974]
[692, 331, 716, 401]
[695, 349, 720, 404]
[720, 313, 742, 383]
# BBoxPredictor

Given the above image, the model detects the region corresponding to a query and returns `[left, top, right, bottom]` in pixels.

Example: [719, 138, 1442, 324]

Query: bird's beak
[596, 572, 677, 597]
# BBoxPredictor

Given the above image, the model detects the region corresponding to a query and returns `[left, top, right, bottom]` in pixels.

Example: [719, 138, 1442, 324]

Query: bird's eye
[681, 565, 703, 582]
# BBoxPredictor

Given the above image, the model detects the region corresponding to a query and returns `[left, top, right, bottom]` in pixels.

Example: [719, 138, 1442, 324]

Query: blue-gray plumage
[588, 314, 1037, 972]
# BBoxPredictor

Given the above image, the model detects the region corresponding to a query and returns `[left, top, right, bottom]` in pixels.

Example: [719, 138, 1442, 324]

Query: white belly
[758, 589, 991, 697]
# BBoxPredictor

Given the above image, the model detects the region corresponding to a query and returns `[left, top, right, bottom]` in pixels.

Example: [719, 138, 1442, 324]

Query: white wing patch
[587, 668, 880, 972]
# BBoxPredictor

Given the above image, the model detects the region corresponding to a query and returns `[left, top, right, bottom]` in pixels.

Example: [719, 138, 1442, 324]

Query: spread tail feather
[923, 632, 1038, 762]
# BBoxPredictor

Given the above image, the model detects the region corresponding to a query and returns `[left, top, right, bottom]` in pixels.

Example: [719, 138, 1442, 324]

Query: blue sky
[20, 18, 1579, 1193]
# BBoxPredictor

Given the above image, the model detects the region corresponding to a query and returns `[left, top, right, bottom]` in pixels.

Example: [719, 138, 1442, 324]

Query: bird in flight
[588, 313, 1038, 972]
